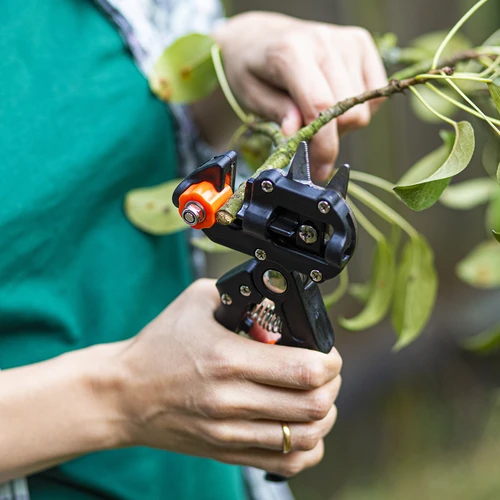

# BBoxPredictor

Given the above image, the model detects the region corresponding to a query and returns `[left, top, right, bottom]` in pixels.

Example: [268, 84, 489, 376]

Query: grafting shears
[172, 141, 357, 480]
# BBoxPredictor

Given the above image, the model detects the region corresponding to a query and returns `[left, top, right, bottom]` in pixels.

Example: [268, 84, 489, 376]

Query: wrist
[71, 341, 134, 450]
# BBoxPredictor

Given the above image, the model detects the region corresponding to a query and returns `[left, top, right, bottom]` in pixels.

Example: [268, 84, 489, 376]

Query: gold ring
[281, 422, 291, 454]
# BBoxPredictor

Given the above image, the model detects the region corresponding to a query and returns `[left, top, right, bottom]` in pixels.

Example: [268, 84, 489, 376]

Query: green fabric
[0, 1, 245, 499]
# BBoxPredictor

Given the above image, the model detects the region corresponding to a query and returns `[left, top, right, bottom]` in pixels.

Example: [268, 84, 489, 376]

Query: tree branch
[216, 67, 458, 225]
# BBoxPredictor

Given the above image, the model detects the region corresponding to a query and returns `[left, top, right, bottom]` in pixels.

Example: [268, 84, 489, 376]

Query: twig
[249, 122, 287, 146]
[216, 67, 456, 225]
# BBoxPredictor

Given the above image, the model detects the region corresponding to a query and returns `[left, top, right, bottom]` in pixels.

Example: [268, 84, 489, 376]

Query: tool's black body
[173, 141, 357, 482]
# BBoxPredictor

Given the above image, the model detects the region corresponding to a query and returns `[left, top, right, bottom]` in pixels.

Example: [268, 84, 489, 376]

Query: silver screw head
[298, 224, 318, 245]
[261, 180, 274, 193]
[182, 202, 206, 226]
[310, 270, 323, 283]
[318, 200, 331, 214]
[220, 293, 232, 305]
[239, 285, 251, 297]
[255, 249, 267, 261]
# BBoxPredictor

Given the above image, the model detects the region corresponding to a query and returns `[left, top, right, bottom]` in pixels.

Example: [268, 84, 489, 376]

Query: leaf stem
[432, 0, 490, 69]
[348, 199, 385, 242]
[425, 83, 500, 126]
[409, 86, 457, 126]
[416, 73, 493, 84]
[479, 55, 500, 77]
[350, 171, 397, 195]
[445, 77, 500, 136]
[348, 183, 420, 240]
[323, 269, 350, 309]
[211, 44, 251, 124]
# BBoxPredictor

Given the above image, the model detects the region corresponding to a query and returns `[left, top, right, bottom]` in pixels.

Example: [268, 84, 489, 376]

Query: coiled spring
[249, 299, 283, 334]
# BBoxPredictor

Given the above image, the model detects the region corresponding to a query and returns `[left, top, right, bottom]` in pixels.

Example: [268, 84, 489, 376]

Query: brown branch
[216, 66, 458, 225]
[390, 48, 484, 80]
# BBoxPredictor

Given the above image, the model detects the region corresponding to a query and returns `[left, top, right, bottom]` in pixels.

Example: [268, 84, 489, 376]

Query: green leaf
[394, 122, 475, 211]
[191, 235, 232, 253]
[488, 77, 500, 116]
[493, 231, 500, 243]
[339, 239, 395, 331]
[410, 86, 458, 124]
[440, 178, 499, 210]
[392, 236, 438, 350]
[461, 323, 500, 354]
[149, 34, 217, 103]
[124, 180, 188, 235]
[348, 283, 371, 304]
[456, 241, 500, 289]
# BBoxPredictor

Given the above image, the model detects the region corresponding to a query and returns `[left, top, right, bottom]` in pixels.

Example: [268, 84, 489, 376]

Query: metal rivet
[220, 294, 232, 305]
[261, 180, 274, 193]
[310, 270, 323, 283]
[298, 225, 318, 245]
[255, 249, 267, 261]
[318, 200, 331, 214]
[263, 269, 288, 294]
[239, 285, 251, 297]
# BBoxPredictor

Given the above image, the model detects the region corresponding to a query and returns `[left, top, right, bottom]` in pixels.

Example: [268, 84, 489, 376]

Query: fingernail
[281, 114, 296, 136]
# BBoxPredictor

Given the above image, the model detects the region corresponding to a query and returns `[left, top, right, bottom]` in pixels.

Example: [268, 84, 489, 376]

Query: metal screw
[310, 270, 323, 283]
[318, 200, 331, 214]
[261, 180, 274, 193]
[298, 224, 318, 245]
[255, 249, 267, 261]
[220, 293, 232, 305]
[239, 285, 251, 297]
[182, 202, 206, 226]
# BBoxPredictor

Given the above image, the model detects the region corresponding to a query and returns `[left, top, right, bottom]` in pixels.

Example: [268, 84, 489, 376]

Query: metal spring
[250, 299, 283, 334]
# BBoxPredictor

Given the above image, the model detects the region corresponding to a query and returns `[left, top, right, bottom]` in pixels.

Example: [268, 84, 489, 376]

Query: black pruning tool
[173, 141, 357, 482]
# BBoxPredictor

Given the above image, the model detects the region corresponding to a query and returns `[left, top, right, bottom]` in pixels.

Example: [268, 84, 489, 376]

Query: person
[0, 1, 386, 499]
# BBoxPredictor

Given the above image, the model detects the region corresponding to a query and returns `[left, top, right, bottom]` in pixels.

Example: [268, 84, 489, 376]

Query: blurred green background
[213, 0, 500, 498]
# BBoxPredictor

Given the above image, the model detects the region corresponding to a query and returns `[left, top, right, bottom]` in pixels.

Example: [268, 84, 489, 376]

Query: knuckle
[206, 348, 238, 379]
[204, 422, 236, 446]
[312, 440, 325, 466]
[298, 360, 327, 389]
[280, 457, 304, 478]
[350, 26, 373, 44]
[329, 348, 343, 376]
[200, 389, 237, 419]
[305, 390, 332, 421]
[298, 425, 321, 451]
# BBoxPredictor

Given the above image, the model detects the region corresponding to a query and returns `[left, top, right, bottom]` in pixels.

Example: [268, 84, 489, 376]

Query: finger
[209, 375, 342, 422]
[204, 404, 338, 452]
[216, 440, 325, 478]
[252, 39, 338, 126]
[308, 120, 339, 182]
[240, 73, 302, 135]
[235, 338, 342, 390]
[322, 49, 371, 135]
[354, 29, 388, 112]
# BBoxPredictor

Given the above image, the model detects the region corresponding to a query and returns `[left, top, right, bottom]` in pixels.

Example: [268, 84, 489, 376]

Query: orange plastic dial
[178, 180, 233, 230]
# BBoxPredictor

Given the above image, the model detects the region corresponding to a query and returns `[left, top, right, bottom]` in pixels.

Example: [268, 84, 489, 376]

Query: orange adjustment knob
[178, 180, 233, 230]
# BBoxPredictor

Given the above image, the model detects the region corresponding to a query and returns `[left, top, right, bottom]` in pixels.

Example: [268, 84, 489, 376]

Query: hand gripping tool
[173, 141, 357, 480]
